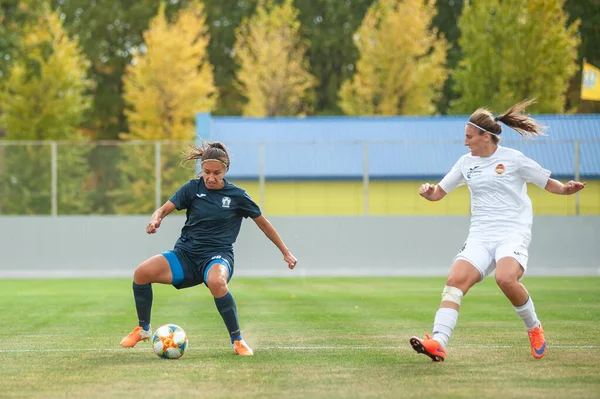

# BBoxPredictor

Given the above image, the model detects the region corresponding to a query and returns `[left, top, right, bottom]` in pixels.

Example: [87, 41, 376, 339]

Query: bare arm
[544, 178, 586, 195]
[418, 183, 448, 202]
[252, 215, 297, 270]
[147, 200, 176, 234]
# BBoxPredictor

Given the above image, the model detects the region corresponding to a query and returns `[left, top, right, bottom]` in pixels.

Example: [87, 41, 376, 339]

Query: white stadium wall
[1, 216, 598, 278]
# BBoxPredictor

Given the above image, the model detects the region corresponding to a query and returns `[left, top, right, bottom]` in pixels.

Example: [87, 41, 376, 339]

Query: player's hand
[283, 251, 297, 270]
[419, 183, 436, 198]
[563, 181, 586, 195]
[146, 218, 162, 234]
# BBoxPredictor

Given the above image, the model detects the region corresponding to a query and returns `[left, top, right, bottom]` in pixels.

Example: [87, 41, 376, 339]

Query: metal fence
[0, 139, 597, 215]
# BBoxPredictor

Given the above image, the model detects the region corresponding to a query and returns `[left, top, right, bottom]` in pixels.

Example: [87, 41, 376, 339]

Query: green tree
[0, 0, 47, 82]
[432, 0, 463, 114]
[338, 0, 448, 116]
[0, 0, 50, 138]
[0, 2, 19, 84]
[117, 1, 217, 214]
[199, 0, 257, 115]
[233, 0, 317, 116]
[450, 0, 580, 114]
[294, 0, 374, 115]
[49, 0, 179, 214]
[564, 0, 600, 113]
[0, 6, 92, 215]
[53, 0, 199, 139]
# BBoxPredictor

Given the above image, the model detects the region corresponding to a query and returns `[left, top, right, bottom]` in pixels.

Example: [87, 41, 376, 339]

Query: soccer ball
[152, 324, 188, 359]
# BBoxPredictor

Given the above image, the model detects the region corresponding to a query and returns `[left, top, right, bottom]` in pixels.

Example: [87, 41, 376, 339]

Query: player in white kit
[410, 99, 586, 362]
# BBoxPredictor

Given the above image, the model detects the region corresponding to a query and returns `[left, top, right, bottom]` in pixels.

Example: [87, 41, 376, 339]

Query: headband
[201, 159, 229, 170]
[467, 121, 500, 137]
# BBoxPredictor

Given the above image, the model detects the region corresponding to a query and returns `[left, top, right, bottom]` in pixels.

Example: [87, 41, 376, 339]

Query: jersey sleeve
[517, 152, 551, 188]
[237, 191, 262, 218]
[169, 180, 196, 210]
[438, 158, 466, 194]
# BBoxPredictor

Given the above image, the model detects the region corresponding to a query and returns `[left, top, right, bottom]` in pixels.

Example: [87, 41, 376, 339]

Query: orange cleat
[120, 326, 152, 348]
[410, 334, 446, 362]
[232, 339, 254, 356]
[528, 324, 547, 359]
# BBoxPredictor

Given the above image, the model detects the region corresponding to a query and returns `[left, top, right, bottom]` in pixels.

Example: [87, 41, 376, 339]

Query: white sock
[514, 297, 540, 331]
[432, 307, 459, 349]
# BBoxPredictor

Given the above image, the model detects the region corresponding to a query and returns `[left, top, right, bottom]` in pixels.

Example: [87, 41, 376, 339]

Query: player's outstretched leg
[527, 323, 547, 359]
[410, 334, 446, 362]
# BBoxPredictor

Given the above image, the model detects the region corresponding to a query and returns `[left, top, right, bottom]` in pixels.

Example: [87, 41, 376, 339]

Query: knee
[133, 265, 151, 285]
[495, 272, 517, 291]
[446, 275, 462, 288]
[206, 274, 228, 297]
[446, 275, 474, 294]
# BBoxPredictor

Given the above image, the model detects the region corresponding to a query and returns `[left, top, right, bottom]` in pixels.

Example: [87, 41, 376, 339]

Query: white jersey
[438, 146, 551, 240]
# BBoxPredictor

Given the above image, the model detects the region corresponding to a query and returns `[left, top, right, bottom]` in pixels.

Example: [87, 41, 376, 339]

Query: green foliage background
[0, 0, 597, 214]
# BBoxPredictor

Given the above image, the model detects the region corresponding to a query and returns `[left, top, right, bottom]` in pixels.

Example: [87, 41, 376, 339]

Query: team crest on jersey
[221, 196, 231, 208]
[495, 164, 505, 175]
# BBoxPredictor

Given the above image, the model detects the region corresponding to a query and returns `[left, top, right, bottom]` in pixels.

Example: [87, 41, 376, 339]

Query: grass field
[1, 277, 599, 399]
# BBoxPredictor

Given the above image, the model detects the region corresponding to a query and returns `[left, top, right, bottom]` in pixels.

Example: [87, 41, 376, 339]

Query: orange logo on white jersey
[495, 164, 505, 175]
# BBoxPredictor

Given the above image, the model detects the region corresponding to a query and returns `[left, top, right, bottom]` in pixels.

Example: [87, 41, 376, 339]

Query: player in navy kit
[120, 142, 297, 356]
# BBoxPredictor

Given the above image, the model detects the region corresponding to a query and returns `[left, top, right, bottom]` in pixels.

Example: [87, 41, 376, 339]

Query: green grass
[0, 277, 599, 399]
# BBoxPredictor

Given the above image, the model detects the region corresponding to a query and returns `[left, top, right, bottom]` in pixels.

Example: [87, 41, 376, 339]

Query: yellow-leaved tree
[0, 5, 92, 214]
[338, 0, 448, 116]
[118, 1, 217, 214]
[233, 0, 316, 116]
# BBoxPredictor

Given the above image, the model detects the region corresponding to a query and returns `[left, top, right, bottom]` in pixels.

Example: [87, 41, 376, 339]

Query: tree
[198, 0, 257, 115]
[233, 0, 317, 116]
[564, 0, 600, 113]
[50, 0, 191, 214]
[0, 0, 51, 138]
[432, 0, 463, 115]
[53, 0, 201, 139]
[0, 5, 92, 214]
[117, 1, 217, 214]
[450, 0, 580, 114]
[338, 0, 448, 116]
[122, 2, 216, 140]
[294, 0, 374, 115]
[0, 2, 19, 84]
[0, 0, 48, 82]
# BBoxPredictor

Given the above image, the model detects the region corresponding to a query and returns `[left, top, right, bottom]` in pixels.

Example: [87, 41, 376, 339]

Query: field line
[0, 344, 598, 353]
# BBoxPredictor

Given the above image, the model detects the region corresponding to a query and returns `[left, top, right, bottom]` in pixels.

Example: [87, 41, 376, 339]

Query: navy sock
[214, 292, 242, 343]
[133, 282, 152, 331]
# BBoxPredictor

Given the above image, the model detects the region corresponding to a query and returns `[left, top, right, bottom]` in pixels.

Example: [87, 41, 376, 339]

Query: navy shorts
[161, 249, 234, 290]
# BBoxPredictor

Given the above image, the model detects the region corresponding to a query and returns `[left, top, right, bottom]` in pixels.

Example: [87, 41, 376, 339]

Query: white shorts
[454, 234, 530, 280]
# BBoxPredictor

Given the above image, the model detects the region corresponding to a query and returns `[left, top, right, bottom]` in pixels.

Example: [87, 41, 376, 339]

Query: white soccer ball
[152, 324, 188, 359]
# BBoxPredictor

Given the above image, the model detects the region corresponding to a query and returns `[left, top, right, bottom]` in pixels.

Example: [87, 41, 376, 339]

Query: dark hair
[468, 99, 546, 144]
[182, 141, 230, 170]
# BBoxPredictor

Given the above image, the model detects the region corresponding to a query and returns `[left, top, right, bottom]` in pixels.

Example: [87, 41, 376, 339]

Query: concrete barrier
[2, 215, 598, 278]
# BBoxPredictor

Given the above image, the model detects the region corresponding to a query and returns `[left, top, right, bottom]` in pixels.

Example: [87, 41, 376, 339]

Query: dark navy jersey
[168, 178, 261, 257]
